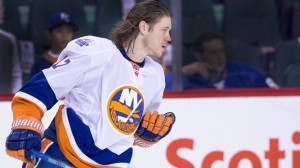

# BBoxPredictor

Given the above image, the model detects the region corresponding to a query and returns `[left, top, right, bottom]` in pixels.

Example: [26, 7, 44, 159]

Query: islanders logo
[107, 86, 144, 135]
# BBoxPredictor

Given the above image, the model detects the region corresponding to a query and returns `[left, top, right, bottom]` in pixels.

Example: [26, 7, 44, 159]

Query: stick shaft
[30, 149, 74, 168]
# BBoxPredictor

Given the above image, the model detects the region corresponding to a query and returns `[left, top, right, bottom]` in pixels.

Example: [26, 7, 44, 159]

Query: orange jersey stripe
[24, 138, 53, 168]
[12, 96, 44, 121]
[25, 162, 34, 168]
[55, 105, 119, 168]
[41, 138, 53, 153]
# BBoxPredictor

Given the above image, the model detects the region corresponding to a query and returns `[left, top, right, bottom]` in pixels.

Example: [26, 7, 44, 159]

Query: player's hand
[134, 111, 175, 147]
[5, 115, 43, 163]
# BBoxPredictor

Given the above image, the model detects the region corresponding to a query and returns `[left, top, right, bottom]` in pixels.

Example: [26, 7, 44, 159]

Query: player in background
[29, 12, 78, 79]
[5, 1, 175, 167]
[182, 31, 279, 89]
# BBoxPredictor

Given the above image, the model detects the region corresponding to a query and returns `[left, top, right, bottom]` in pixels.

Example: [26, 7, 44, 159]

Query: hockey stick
[30, 149, 74, 168]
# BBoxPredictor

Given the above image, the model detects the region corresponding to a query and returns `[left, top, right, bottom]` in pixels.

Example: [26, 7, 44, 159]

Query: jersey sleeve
[46, 36, 115, 99]
[42, 44, 92, 99]
[13, 36, 113, 119]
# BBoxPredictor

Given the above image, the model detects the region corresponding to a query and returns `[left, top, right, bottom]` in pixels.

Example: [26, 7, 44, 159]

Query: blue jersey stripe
[66, 108, 133, 164]
[20, 72, 58, 110]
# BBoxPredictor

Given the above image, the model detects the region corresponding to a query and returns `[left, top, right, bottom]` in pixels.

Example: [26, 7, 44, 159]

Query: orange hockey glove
[134, 111, 175, 147]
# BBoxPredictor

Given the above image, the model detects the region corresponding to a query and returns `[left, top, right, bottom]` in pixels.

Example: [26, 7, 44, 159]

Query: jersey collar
[119, 48, 145, 68]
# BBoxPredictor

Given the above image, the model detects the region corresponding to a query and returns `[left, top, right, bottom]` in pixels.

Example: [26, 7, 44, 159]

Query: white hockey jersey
[13, 36, 165, 167]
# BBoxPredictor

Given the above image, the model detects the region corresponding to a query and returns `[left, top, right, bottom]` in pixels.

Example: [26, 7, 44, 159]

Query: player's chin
[156, 48, 165, 57]
[149, 51, 163, 58]
[149, 46, 165, 58]
[60, 43, 69, 49]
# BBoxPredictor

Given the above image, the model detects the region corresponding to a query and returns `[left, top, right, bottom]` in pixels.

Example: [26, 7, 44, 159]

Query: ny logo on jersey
[107, 86, 144, 135]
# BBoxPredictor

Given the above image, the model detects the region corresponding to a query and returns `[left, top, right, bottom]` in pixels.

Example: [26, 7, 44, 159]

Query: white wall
[0, 101, 63, 167]
[1, 96, 300, 168]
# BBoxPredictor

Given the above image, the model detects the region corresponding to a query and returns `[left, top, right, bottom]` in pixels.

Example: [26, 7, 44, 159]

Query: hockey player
[5, 1, 175, 167]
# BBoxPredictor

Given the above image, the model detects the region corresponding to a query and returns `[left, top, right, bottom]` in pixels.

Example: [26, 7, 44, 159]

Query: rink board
[1, 90, 300, 168]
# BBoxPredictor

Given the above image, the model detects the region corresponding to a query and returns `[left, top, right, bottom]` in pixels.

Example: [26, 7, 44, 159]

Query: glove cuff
[133, 134, 158, 148]
[11, 115, 44, 136]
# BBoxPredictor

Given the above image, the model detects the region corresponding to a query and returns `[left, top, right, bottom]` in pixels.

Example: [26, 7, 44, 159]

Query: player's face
[201, 39, 226, 72]
[50, 24, 74, 51]
[143, 16, 171, 58]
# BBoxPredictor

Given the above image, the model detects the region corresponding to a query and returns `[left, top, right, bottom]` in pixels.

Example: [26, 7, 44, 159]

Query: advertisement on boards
[0, 94, 299, 168]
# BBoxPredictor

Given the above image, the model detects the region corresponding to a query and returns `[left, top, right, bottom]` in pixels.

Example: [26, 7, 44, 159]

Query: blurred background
[0, 1, 300, 167]
[1, 0, 300, 92]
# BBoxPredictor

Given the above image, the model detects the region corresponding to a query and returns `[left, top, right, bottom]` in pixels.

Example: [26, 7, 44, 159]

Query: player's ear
[139, 20, 149, 34]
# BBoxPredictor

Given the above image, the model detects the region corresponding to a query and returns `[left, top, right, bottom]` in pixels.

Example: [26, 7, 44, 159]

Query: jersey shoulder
[58, 36, 118, 62]
[69, 35, 116, 52]
[144, 56, 165, 79]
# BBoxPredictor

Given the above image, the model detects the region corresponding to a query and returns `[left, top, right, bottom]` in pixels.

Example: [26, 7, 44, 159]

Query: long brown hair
[110, 0, 171, 52]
